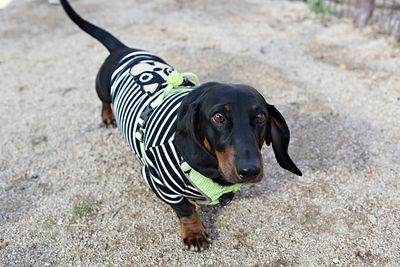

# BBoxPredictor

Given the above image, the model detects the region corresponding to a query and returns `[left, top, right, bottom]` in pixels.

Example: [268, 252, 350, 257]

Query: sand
[1, 0, 399, 266]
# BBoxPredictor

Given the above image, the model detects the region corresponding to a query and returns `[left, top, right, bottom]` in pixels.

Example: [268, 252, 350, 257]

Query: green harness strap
[135, 70, 241, 205]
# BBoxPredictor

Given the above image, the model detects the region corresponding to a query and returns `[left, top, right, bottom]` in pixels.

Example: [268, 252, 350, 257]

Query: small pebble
[367, 214, 377, 224]
[0, 240, 9, 249]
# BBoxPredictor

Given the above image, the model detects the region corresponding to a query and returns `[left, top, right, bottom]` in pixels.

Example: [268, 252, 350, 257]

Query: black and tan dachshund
[60, 0, 302, 251]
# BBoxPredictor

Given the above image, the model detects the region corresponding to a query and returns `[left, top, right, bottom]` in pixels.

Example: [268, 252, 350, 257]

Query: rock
[367, 214, 377, 224]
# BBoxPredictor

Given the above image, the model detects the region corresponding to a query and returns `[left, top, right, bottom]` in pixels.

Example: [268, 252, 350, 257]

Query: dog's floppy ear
[265, 103, 302, 176]
[174, 83, 221, 179]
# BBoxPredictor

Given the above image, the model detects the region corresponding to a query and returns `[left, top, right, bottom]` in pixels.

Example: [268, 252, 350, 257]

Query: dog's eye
[255, 113, 266, 124]
[212, 113, 225, 124]
[139, 72, 154, 83]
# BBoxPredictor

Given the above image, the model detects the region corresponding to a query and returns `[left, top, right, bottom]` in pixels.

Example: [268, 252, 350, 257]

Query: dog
[60, 0, 302, 251]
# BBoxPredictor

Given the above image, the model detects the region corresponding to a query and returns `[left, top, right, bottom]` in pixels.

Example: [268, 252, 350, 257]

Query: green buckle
[137, 117, 145, 127]
[135, 130, 144, 142]
[180, 161, 191, 173]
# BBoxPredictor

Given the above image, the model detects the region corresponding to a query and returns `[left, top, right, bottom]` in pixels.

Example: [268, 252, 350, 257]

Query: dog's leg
[171, 199, 209, 251]
[96, 61, 116, 127]
[101, 102, 116, 127]
[94, 49, 136, 128]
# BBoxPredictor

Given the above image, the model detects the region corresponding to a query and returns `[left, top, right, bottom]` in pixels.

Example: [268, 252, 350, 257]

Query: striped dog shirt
[111, 51, 240, 205]
[111, 51, 209, 204]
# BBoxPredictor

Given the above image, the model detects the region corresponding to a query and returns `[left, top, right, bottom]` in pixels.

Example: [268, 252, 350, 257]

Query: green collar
[181, 162, 241, 205]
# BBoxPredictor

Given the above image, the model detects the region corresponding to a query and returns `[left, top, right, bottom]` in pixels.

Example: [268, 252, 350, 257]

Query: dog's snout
[235, 144, 262, 181]
[238, 165, 260, 180]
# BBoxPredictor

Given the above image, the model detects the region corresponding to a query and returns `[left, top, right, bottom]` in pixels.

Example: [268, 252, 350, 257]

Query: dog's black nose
[238, 166, 260, 180]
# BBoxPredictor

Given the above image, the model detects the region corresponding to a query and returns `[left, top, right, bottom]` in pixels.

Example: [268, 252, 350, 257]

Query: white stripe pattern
[111, 51, 206, 204]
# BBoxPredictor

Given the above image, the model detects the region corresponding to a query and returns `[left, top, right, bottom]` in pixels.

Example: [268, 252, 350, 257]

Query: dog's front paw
[180, 218, 209, 252]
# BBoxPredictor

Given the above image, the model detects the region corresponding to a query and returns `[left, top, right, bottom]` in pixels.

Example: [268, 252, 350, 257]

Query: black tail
[60, 0, 128, 52]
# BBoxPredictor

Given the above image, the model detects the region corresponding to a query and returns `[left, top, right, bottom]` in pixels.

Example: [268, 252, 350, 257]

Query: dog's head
[175, 82, 302, 185]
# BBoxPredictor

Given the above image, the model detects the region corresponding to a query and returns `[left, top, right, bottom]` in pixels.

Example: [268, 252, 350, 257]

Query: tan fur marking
[203, 138, 213, 152]
[215, 146, 237, 182]
[224, 105, 232, 112]
[101, 103, 115, 126]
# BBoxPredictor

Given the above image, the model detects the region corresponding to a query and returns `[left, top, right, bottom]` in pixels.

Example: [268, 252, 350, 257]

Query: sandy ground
[1, 0, 400, 266]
